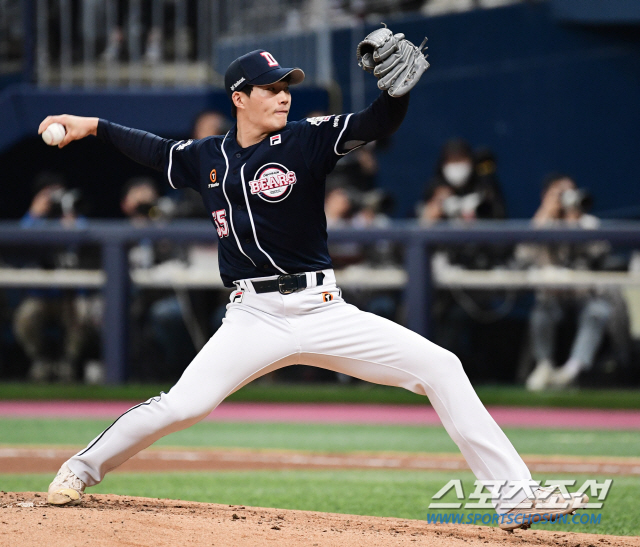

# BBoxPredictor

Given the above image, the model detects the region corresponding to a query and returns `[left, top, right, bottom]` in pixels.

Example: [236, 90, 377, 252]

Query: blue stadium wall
[1, 2, 639, 219]
[331, 2, 640, 218]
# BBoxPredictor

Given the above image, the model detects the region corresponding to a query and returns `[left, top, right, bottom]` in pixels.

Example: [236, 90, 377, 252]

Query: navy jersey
[165, 114, 356, 286]
[97, 91, 409, 287]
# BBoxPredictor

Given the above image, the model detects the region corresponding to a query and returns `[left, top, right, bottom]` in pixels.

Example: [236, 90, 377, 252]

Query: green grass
[3, 417, 639, 536]
[1, 382, 640, 409]
[2, 471, 636, 536]
[2, 418, 640, 457]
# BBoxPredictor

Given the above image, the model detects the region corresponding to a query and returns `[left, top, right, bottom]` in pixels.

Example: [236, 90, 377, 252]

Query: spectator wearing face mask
[419, 140, 508, 273]
[420, 139, 506, 223]
[418, 141, 510, 381]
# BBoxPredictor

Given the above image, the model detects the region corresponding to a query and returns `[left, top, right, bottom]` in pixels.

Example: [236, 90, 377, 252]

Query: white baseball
[42, 122, 66, 146]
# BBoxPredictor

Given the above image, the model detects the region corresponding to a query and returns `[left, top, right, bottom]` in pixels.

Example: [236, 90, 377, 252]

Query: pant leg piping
[75, 394, 164, 457]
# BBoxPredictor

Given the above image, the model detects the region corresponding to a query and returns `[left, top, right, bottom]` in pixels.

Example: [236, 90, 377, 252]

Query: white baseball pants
[68, 269, 532, 512]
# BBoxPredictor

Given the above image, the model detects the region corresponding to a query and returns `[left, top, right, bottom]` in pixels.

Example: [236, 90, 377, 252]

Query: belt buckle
[278, 274, 298, 295]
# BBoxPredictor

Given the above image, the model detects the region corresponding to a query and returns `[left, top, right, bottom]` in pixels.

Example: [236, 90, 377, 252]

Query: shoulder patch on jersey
[306, 115, 332, 127]
[333, 115, 341, 128]
[248, 163, 297, 203]
[176, 139, 193, 151]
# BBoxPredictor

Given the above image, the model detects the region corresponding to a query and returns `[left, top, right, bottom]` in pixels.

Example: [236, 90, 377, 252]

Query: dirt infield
[2, 446, 640, 476]
[4, 449, 638, 546]
[0, 491, 637, 547]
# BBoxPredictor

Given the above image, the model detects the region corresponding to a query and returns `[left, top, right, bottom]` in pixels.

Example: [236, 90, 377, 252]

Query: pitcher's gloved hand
[356, 25, 430, 97]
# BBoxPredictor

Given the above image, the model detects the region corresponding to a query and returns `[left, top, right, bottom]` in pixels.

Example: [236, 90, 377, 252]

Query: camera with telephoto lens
[560, 188, 592, 212]
[442, 192, 482, 218]
[134, 202, 155, 218]
[350, 189, 394, 215]
[134, 196, 201, 221]
[47, 188, 83, 219]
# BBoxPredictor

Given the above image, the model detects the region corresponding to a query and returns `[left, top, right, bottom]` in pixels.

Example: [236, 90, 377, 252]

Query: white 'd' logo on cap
[260, 52, 278, 67]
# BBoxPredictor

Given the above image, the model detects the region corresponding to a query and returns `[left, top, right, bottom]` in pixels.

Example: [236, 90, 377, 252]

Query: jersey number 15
[213, 209, 229, 238]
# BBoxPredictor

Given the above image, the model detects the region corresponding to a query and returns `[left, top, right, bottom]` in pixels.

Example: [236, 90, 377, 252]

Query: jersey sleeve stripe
[167, 141, 182, 189]
[334, 113, 354, 157]
[240, 164, 288, 275]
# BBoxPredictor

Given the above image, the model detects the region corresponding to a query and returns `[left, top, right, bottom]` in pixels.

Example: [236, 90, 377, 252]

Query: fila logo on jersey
[208, 169, 219, 188]
[322, 292, 333, 302]
[232, 291, 244, 303]
[307, 116, 332, 126]
[249, 163, 297, 203]
[270, 134, 281, 146]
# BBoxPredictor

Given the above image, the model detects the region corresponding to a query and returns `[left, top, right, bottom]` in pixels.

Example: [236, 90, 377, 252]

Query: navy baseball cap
[224, 50, 305, 100]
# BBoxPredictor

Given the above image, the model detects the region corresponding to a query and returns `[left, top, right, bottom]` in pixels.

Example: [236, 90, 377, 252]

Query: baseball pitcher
[41, 29, 587, 530]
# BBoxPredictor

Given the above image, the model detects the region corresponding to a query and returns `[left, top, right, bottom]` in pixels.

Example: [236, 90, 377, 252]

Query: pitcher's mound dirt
[1, 492, 637, 547]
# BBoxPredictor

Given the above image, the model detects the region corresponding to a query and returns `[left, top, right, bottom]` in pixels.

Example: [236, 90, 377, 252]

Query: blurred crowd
[0, 108, 637, 392]
[0, 110, 229, 384]
[322, 134, 635, 392]
[0, 0, 522, 65]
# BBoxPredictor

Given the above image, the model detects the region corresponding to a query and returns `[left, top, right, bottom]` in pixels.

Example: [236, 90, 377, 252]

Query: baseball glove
[356, 25, 429, 97]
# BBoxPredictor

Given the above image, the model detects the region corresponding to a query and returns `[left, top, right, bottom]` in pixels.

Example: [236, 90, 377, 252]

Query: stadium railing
[0, 219, 639, 383]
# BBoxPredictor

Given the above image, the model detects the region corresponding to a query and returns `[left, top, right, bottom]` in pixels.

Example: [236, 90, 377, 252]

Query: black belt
[252, 272, 325, 295]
